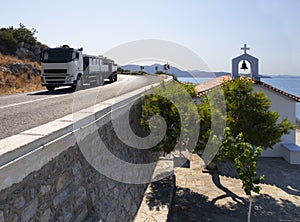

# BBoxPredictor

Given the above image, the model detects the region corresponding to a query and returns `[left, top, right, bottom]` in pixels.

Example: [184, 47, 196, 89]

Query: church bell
[241, 60, 248, 71]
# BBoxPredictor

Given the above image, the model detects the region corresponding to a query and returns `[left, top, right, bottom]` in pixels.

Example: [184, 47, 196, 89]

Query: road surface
[0, 74, 161, 140]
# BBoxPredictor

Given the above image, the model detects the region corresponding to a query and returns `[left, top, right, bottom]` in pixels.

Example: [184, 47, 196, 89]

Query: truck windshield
[42, 50, 74, 63]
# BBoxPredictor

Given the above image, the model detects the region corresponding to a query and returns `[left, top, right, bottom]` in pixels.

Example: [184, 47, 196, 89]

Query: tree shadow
[168, 186, 300, 222]
[216, 157, 300, 197]
[174, 156, 190, 168]
[256, 157, 300, 197]
[145, 174, 175, 211]
[210, 172, 245, 205]
[28, 79, 116, 96]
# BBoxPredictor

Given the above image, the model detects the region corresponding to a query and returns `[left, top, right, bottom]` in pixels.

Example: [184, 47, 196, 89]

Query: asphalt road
[0, 74, 161, 140]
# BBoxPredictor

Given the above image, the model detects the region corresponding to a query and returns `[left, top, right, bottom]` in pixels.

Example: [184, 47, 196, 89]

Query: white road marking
[0, 94, 67, 109]
[0, 75, 130, 110]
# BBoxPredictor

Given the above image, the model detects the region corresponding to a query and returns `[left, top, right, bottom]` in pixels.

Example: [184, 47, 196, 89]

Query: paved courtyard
[169, 153, 300, 222]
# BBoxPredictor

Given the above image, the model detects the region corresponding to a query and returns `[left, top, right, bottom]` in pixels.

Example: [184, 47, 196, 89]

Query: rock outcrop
[0, 62, 40, 76]
[15, 42, 41, 61]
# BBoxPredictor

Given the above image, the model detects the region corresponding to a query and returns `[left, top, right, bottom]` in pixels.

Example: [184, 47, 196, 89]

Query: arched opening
[232, 52, 259, 80]
[238, 60, 251, 77]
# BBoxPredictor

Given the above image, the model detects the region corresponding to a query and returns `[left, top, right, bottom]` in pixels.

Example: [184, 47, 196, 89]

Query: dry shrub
[0, 52, 40, 68]
[0, 70, 3, 82]
[0, 52, 44, 95]
[15, 74, 26, 88]
[4, 74, 15, 87]
[34, 75, 41, 86]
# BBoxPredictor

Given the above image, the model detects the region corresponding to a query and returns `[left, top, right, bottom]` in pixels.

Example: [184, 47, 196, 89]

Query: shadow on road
[28, 81, 115, 96]
[28, 87, 75, 95]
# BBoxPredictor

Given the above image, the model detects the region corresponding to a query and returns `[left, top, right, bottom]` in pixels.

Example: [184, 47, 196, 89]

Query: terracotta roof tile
[254, 80, 300, 102]
[194, 75, 231, 96]
[195, 75, 300, 103]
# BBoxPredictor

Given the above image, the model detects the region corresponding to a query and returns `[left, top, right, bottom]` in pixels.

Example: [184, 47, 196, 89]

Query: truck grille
[44, 75, 67, 84]
[44, 69, 67, 73]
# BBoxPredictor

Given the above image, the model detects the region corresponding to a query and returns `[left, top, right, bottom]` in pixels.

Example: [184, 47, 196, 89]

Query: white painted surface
[253, 84, 300, 163]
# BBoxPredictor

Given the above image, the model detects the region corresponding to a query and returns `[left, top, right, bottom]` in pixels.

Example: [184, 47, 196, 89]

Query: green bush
[0, 28, 17, 54]
[0, 23, 48, 57]
[12, 23, 37, 45]
[140, 80, 199, 154]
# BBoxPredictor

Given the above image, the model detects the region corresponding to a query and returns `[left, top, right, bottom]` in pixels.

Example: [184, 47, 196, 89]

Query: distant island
[120, 63, 285, 79]
[121, 64, 229, 78]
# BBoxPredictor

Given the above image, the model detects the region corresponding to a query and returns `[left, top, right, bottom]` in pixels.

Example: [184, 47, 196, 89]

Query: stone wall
[0, 99, 159, 222]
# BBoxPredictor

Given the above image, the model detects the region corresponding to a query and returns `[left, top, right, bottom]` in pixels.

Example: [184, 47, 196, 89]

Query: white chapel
[195, 44, 300, 164]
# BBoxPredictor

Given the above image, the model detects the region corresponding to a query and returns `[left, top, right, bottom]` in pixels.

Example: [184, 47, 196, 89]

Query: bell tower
[232, 44, 260, 81]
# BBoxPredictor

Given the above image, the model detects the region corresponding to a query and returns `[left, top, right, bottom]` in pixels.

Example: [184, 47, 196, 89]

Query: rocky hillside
[0, 23, 47, 61]
[0, 24, 47, 95]
[0, 53, 43, 95]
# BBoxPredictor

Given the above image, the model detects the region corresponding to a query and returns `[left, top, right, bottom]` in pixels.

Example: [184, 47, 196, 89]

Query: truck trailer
[40, 45, 117, 91]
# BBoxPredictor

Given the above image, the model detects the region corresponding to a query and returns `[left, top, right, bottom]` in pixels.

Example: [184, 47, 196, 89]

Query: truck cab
[40, 45, 83, 91]
[40, 45, 117, 91]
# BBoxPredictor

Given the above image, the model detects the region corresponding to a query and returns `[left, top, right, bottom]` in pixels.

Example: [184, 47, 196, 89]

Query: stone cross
[241, 44, 250, 54]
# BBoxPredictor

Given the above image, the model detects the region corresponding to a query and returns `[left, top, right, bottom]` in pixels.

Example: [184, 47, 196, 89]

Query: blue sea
[178, 76, 300, 118]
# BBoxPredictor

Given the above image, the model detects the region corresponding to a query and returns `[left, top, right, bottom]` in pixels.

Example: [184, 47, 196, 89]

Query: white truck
[40, 45, 117, 91]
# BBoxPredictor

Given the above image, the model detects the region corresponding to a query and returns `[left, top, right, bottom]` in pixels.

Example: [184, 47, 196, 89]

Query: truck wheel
[46, 86, 55, 91]
[72, 76, 82, 91]
[109, 75, 116, 83]
[114, 75, 117, 82]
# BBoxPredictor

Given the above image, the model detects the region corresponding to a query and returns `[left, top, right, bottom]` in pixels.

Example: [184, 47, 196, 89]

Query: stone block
[107, 181, 115, 190]
[113, 187, 119, 198]
[62, 203, 72, 222]
[56, 172, 72, 192]
[40, 208, 52, 222]
[13, 195, 25, 209]
[29, 187, 35, 200]
[8, 214, 18, 222]
[53, 184, 73, 208]
[21, 198, 38, 222]
[73, 205, 88, 222]
[72, 161, 83, 184]
[74, 186, 87, 209]
[124, 193, 133, 212]
[107, 212, 116, 222]
[130, 202, 138, 217]
[40, 185, 51, 195]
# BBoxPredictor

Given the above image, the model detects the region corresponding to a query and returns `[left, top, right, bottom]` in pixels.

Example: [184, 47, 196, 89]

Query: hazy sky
[1, 0, 300, 75]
